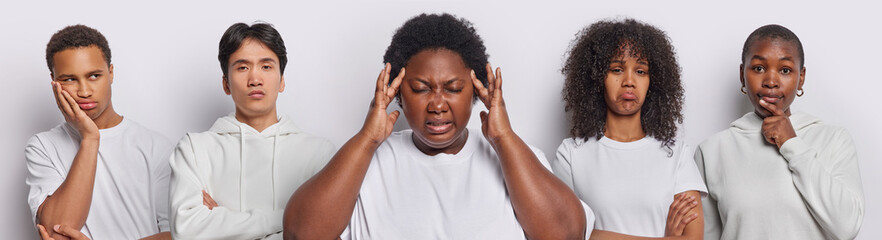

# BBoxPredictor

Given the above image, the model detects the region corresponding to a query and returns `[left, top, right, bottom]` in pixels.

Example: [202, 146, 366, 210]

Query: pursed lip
[757, 92, 783, 104]
[425, 118, 453, 134]
[248, 89, 266, 99]
[621, 91, 637, 101]
[77, 100, 97, 110]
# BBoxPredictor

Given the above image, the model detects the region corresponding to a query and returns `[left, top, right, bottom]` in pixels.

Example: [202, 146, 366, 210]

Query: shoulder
[125, 119, 174, 149]
[26, 124, 70, 153]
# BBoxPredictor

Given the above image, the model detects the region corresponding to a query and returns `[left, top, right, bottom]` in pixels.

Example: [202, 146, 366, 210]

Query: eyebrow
[411, 78, 462, 86]
[230, 58, 277, 66]
[54, 69, 104, 80]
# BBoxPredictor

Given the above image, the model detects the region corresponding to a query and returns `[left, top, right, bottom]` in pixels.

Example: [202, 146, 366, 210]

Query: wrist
[80, 135, 100, 145]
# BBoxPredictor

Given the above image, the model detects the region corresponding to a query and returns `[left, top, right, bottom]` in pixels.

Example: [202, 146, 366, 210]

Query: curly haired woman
[551, 18, 706, 240]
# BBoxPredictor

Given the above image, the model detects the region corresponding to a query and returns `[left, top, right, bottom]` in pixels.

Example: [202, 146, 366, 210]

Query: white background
[1, 0, 878, 239]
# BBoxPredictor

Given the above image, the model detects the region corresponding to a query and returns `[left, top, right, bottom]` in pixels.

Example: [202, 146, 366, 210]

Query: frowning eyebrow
[609, 60, 649, 66]
[54, 69, 104, 80]
[412, 78, 462, 86]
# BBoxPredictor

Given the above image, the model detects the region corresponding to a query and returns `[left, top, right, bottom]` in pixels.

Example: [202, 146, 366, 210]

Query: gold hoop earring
[797, 89, 804, 97]
[741, 86, 747, 94]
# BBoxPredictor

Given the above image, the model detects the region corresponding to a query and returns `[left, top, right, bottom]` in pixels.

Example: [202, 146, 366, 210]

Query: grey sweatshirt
[694, 112, 864, 240]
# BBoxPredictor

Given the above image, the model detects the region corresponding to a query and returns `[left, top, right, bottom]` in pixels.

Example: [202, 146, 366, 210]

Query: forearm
[591, 230, 698, 240]
[782, 137, 864, 239]
[140, 231, 170, 240]
[284, 133, 379, 240]
[494, 134, 586, 240]
[37, 137, 99, 232]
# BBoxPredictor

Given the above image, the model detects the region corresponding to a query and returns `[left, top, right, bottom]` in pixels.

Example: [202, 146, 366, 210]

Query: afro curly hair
[46, 24, 112, 74]
[383, 13, 489, 102]
[561, 18, 684, 152]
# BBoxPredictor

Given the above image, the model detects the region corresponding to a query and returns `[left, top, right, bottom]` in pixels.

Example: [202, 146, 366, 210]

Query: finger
[52, 82, 65, 112]
[681, 212, 699, 226]
[485, 63, 495, 99]
[382, 63, 391, 91]
[61, 90, 82, 117]
[386, 67, 405, 98]
[375, 64, 388, 96]
[56, 225, 88, 239]
[37, 224, 54, 240]
[667, 195, 682, 223]
[758, 99, 784, 116]
[480, 111, 488, 124]
[471, 70, 488, 101]
[495, 67, 503, 94]
[387, 110, 400, 129]
[677, 195, 697, 216]
[55, 83, 75, 117]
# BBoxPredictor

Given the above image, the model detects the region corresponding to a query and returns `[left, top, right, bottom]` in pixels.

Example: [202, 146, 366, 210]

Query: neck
[604, 110, 646, 142]
[413, 130, 469, 156]
[235, 108, 279, 133]
[93, 104, 123, 129]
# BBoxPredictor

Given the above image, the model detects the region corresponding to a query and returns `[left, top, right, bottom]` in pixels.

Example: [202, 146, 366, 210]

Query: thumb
[480, 111, 488, 123]
[758, 99, 783, 116]
[387, 110, 400, 126]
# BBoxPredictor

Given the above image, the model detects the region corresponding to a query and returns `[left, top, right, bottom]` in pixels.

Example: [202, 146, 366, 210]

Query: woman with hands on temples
[283, 13, 594, 240]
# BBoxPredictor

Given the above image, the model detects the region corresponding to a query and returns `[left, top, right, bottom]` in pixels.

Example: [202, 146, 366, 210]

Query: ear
[798, 66, 806, 91]
[278, 75, 285, 93]
[739, 63, 745, 88]
[108, 64, 114, 84]
[222, 76, 231, 95]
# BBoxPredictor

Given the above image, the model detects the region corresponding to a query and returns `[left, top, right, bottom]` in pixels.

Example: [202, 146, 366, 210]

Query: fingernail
[53, 225, 60, 231]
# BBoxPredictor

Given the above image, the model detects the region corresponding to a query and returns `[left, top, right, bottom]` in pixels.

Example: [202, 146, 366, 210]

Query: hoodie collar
[208, 112, 302, 137]
[731, 111, 822, 132]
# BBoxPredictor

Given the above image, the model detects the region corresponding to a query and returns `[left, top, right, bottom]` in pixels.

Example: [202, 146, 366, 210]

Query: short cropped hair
[46, 24, 111, 74]
[741, 24, 805, 68]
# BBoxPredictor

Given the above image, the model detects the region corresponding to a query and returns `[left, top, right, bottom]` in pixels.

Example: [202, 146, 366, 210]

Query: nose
[427, 91, 449, 114]
[762, 71, 779, 89]
[621, 70, 636, 88]
[248, 69, 263, 87]
[77, 79, 93, 98]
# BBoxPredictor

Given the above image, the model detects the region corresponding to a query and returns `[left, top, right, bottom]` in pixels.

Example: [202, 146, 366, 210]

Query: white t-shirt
[342, 129, 595, 240]
[551, 136, 706, 237]
[25, 118, 172, 239]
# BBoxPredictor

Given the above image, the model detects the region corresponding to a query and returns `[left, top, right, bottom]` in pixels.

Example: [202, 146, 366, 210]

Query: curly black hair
[383, 13, 489, 103]
[742, 24, 804, 68]
[562, 18, 683, 151]
[46, 24, 111, 74]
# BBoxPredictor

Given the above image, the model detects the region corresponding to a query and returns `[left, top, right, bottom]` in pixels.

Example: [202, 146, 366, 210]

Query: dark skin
[740, 38, 805, 148]
[284, 49, 586, 240]
[589, 51, 702, 240]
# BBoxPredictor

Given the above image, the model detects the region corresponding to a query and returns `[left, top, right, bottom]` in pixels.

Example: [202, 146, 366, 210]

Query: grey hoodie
[169, 114, 335, 239]
[695, 111, 864, 240]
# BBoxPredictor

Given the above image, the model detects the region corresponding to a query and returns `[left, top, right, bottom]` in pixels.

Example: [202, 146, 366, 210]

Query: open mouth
[425, 119, 453, 134]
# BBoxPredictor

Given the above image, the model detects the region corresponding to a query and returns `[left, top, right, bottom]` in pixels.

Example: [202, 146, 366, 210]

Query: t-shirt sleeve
[527, 145, 552, 171]
[674, 144, 708, 196]
[25, 135, 65, 224]
[152, 135, 174, 232]
[550, 140, 576, 190]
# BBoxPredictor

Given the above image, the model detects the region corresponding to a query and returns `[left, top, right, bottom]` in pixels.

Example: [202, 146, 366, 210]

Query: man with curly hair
[26, 25, 172, 240]
[551, 18, 707, 240]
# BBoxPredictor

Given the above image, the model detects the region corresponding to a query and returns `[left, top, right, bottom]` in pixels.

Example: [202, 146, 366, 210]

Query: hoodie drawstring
[272, 125, 280, 209]
[239, 125, 245, 211]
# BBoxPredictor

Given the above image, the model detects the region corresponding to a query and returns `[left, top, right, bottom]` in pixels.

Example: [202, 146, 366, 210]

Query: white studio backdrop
[1, 0, 879, 239]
